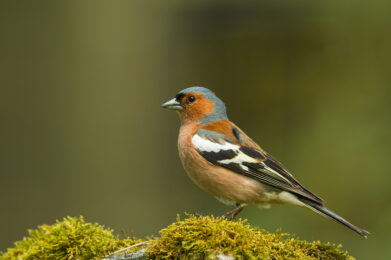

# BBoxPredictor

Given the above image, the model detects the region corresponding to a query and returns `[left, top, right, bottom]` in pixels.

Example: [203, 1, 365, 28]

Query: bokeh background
[1, 0, 390, 258]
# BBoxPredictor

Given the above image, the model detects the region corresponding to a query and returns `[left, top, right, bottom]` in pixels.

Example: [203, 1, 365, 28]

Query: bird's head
[162, 86, 228, 125]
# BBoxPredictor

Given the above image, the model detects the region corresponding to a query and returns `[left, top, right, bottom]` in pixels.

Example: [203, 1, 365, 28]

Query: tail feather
[300, 199, 370, 238]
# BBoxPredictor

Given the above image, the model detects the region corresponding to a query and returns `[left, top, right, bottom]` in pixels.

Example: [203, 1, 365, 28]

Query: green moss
[1, 215, 355, 259]
[0, 216, 142, 260]
[147, 215, 354, 260]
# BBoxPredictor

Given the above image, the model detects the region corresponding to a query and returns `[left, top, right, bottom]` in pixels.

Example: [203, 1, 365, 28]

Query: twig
[107, 241, 151, 257]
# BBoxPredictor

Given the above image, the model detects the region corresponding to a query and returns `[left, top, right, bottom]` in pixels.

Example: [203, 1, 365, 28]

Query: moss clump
[0, 216, 142, 260]
[0, 215, 356, 259]
[147, 215, 354, 260]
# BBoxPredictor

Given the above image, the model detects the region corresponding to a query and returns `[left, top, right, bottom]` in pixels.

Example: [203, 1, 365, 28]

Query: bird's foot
[220, 213, 234, 220]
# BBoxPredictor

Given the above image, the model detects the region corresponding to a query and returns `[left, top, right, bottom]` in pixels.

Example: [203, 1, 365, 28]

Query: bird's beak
[161, 98, 183, 110]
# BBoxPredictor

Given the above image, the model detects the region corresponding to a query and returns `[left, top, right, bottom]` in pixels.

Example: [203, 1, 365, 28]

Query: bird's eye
[188, 95, 196, 103]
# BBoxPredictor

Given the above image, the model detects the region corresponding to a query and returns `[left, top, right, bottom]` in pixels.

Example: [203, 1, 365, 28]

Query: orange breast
[177, 122, 266, 204]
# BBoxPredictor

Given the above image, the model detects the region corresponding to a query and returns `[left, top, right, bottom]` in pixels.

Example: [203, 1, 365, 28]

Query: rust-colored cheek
[179, 94, 215, 123]
[198, 98, 214, 115]
[188, 97, 214, 122]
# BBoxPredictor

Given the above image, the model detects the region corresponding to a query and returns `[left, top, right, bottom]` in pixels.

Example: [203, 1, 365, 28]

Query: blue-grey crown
[178, 86, 228, 124]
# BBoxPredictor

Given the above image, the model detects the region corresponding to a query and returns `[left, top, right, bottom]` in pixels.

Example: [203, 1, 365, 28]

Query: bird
[161, 86, 369, 238]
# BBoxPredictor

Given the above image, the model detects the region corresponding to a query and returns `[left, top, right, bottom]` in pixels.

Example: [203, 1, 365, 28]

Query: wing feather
[192, 130, 323, 204]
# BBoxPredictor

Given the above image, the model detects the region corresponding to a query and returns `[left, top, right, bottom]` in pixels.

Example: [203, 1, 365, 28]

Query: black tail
[300, 199, 370, 238]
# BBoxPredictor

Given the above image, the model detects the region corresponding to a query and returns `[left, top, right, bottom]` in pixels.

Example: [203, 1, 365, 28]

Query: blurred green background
[1, 0, 390, 258]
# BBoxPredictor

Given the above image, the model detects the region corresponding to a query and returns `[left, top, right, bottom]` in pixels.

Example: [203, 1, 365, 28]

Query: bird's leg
[221, 203, 245, 220]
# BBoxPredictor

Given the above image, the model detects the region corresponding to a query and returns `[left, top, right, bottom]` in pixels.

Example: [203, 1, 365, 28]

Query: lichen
[147, 214, 354, 260]
[0, 216, 142, 260]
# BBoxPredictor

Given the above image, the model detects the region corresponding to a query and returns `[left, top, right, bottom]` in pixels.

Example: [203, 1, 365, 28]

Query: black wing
[193, 132, 323, 204]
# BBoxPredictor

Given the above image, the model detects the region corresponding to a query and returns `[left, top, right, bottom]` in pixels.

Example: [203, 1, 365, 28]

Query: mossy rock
[0, 215, 354, 260]
[146, 215, 354, 259]
[0, 216, 143, 260]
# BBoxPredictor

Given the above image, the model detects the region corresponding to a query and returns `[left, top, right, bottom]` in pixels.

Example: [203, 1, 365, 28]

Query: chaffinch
[162, 86, 369, 238]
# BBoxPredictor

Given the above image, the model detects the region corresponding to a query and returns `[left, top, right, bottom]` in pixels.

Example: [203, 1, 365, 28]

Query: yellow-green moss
[0, 216, 142, 260]
[147, 215, 355, 260]
[1, 215, 356, 259]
